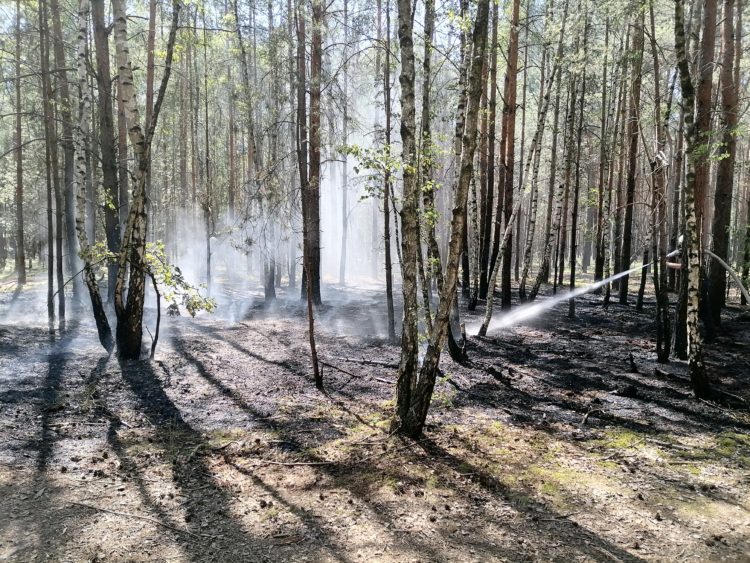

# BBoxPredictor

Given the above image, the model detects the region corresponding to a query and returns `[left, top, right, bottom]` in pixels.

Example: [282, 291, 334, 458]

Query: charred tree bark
[306, 0, 324, 306]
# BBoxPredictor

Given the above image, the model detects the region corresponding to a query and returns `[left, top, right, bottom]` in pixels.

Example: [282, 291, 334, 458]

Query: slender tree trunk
[479, 0, 498, 299]
[708, 0, 738, 324]
[499, 0, 521, 309]
[394, 0, 421, 428]
[455, 0, 470, 298]
[399, 0, 490, 438]
[305, 0, 324, 306]
[555, 81, 576, 295]
[419, 0, 436, 322]
[568, 13, 588, 318]
[145, 0, 156, 207]
[675, 0, 710, 398]
[649, 0, 672, 361]
[75, 0, 114, 351]
[202, 14, 213, 295]
[594, 18, 610, 284]
[92, 0, 120, 304]
[619, 11, 644, 304]
[14, 0, 26, 285]
[339, 0, 349, 286]
[383, 0, 396, 342]
[535, 56, 562, 291]
[45, 0, 66, 324]
[49, 0, 80, 298]
[39, 0, 55, 324]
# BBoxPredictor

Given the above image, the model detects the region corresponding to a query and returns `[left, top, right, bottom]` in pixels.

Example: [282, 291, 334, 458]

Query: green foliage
[340, 143, 402, 200]
[145, 241, 216, 317]
[83, 241, 216, 317]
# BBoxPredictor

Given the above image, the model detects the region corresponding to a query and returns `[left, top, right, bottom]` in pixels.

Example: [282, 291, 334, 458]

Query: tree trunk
[708, 0, 738, 325]
[569, 13, 589, 318]
[675, 0, 710, 398]
[75, 0, 114, 351]
[499, 0, 520, 310]
[305, 0, 324, 306]
[618, 11, 644, 304]
[49, 0, 80, 298]
[38, 0, 55, 324]
[14, 0, 26, 286]
[339, 0, 349, 286]
[394, 0, 421, 428]
[399, 0, 490, 438]
[419, 0, 436, 319]
[92, 0, 120, 304]
[593, 18, 610, 284]
[382, 0, 396, 342]
[113, 0, 180, 360]
[648, 0, 672, 362]
[479, 0, 498, 299]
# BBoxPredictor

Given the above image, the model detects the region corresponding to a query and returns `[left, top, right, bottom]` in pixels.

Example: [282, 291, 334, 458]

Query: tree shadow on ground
[100, 355, 274, 562]
[168, 323, 653, 561]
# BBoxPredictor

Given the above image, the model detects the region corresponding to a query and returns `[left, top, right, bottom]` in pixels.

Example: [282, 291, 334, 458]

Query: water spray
[475, 248, 749, 336]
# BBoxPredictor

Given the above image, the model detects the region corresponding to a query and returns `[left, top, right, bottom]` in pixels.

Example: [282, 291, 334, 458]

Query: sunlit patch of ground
[1, 280, 749, 561]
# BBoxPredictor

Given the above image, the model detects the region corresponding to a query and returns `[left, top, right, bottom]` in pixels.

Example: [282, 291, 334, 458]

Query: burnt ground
[1, 274, 749, 562]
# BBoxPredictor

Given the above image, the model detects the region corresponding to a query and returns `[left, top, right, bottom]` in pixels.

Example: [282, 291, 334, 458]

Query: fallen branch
[327, 356, 399, 368]
[71, 501, 200, 538]
[539, 511, 581, 521]
[580, 408, 603, 427]
[319, 360, 393, 387]
[319, 360, 360, 378]
[251, 459, 334, 467]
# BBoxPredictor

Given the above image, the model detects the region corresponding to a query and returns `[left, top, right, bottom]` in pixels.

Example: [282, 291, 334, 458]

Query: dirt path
[1, 283, 749, 562]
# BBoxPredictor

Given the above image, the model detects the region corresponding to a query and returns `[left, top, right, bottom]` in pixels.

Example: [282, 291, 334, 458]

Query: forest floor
[1, 271, 749, 562]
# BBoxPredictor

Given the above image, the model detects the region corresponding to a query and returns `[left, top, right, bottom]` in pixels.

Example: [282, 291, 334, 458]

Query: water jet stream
[473, 250, 680, 335]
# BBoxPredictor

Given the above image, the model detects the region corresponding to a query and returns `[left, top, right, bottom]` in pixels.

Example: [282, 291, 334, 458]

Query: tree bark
[75, 0, 114, 351]
[618, 11, 644, 304]
[92, 0, 120, 304]
[305, 0, 324, 306]
[113, 0, 180, 360]
[675, 0, 710, 398]
[14, 0, 26, 286]
[479, 0, 498, 299]
[708, 0, 738, 324]
[648, 0, 672, 362]
[394, 0, 421, 428]
[49, 0, 80, 298]
[382, 0, 396, 342]
[399, 0, 490, 438]
[568, 13, 588, 318]
[38, 0, 55, 324]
